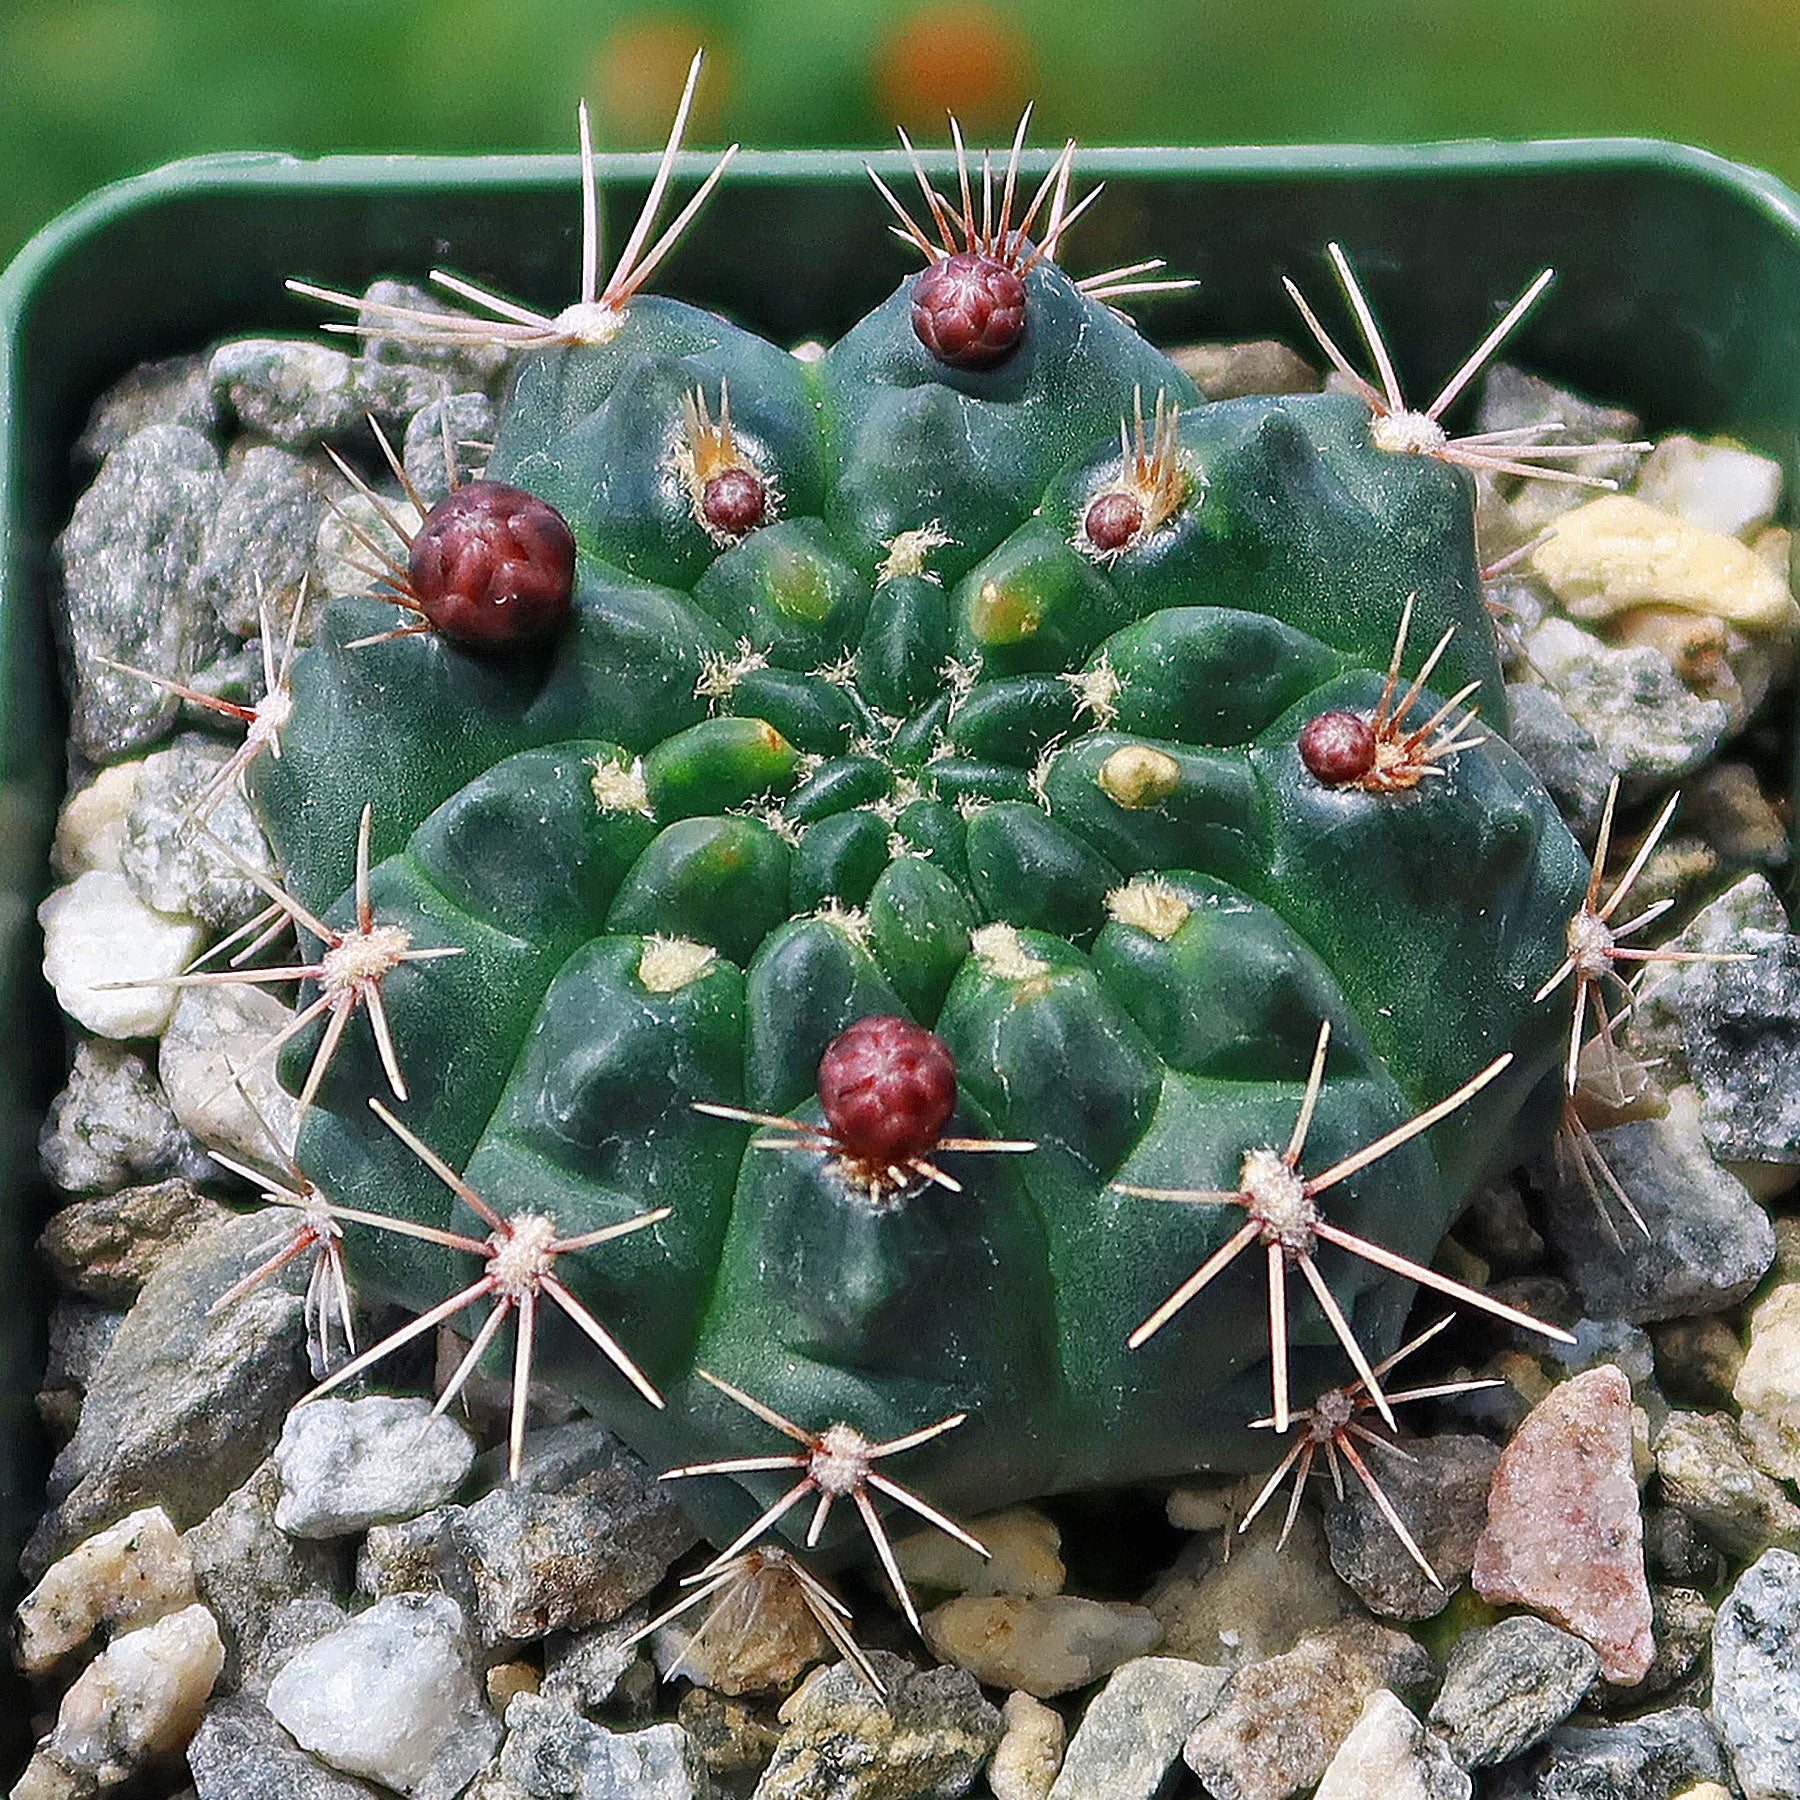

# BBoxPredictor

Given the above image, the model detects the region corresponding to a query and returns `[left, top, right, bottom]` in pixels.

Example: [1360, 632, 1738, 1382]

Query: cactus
[225, 87, 1612, 1568]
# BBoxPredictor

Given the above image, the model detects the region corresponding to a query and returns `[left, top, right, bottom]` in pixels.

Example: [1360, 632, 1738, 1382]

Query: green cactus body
[252, 250, 1586, 1545]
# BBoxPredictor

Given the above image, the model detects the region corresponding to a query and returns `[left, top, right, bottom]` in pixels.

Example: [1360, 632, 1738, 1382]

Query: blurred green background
[5, 0, 1800, 269]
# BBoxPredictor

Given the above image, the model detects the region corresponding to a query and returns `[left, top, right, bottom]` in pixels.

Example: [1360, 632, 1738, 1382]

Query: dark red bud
[408, 480, 576, 650]
[1085, 489, 1145, 553]
[911, 252, 1028, 370]
[701, 466, 767, 538]
[818, 1014, 957, 1167]
[1299, 710, 1379, 785]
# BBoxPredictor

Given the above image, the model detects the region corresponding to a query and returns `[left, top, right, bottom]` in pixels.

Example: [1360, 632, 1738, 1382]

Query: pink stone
[1471, 1365, 1654, 1683]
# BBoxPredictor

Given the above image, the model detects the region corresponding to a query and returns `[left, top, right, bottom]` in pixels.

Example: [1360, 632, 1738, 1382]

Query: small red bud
[818, 1015, 958, 1167]
[701, 466, 767, 538]
[1299, 710, 1379, 786]
[911, 252, 1027, 370]
[1084, 490, 1145, 553]
[408, 480, 576, 650]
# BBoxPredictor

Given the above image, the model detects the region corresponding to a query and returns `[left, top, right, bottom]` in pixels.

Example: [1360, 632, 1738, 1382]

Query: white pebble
[16, 1505, 195, 1676]
[1314, 1690, 1470, 1800]
[48, 1603, 224, 1784]
[1635, 435, 1784, 542]
[275, 1397, 477, 1538]
[53, 761, 142, 878]
[40, 870, 203, 1038]
[1532, 495, 1799, 633]
[923, 1594, 1162, 1698]
[992, 1690, 1066, 1800]
[266, 1592, 500, 1799]
[898, 1505, 1065, 1598]
[159, 981, 300, 1169]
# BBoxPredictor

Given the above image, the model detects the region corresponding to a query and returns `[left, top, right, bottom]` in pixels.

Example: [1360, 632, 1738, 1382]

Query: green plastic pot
[4, 135, 1800, 1762]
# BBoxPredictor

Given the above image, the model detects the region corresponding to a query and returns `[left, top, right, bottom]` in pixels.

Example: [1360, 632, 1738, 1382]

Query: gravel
[1047, 1655, 1227, 1800]
[1630, 873, 1800, 1166]
[265, 1592, 501, 1800]
[57, 423, 228, 762]
[38, 1178, 227, 1306]
[191, 444, 327, 637]
[922, 1594, 1162, 1698]
[1713, 1548, 1800, 1800]
[27, 1209, 313, 1576]
[499, 1695, 709, 1800]
[1183, 1622, 1433, 1800]
[273, 1397, 477, 1538]
[209, 339, 362, 446]
[1533, 1708, 1727, 1800]
[753, 1651, 1002, 1800]
[1426, 1615, 1599, 1768]
[1535, 1085, 1775, 1322]
[39, 1040, 212, 1194]
[182, 1459, 346, 1690]
[189, 1698, 389, 1800]
[443, 1422, 696, 1645]
[1319, 1433, 1497, 1620]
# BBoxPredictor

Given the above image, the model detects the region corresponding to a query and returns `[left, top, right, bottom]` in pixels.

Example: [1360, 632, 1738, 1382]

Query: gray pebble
[1049, 1655, 1227, 1800]
[445, 1422, 695, 1645]
[1535, 1086, 1775, 1321]
[1632, 876, 1800, 1167]
[354, 279, 514, 404]
[58, 424, 228, 762]
[158, 981, 303, 1176]
[247, 1595, 357, 1694]
[358, 1507, 452, 1601]
[1588, 1585, 1715, 1713]
[77, 353, 218, 465]
[1479, 364, 1642, 455]
[40, 1040, 212, 1194]
[1642, 1503, 1728, 1590]
[1321, 1435, 1498, 1621]
[1713, 1547, 1800, 1800]
[1452, 1177, 1546, 1275]
[1504, 682, 1615, 845]
[183, 1460, 345, 1690]
[1427, 1616, 1598, 1768]
[1656, 1410, 1800, 1561]
[190, 1697, 387, 1800]
[274, 1397, 476, 1538]
[39, 1177, 227, 1306]
[27, 1209, 313, 1577]
[1534, 1707, 1725, 1800]
[1184, 1622, 1434, 1800]
[1521, 618, 1727, 786]
[404, 392, 497, 504]
[540, 1604, 655, 1711]
[753, 1650, 1001, 1800]
[192, 444, 327, 637]
[501, 1695, 708, 1800]
[120, 731, 272, 930]
[210, 338, 361, 446]
[37, 1299, 126, 1442]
